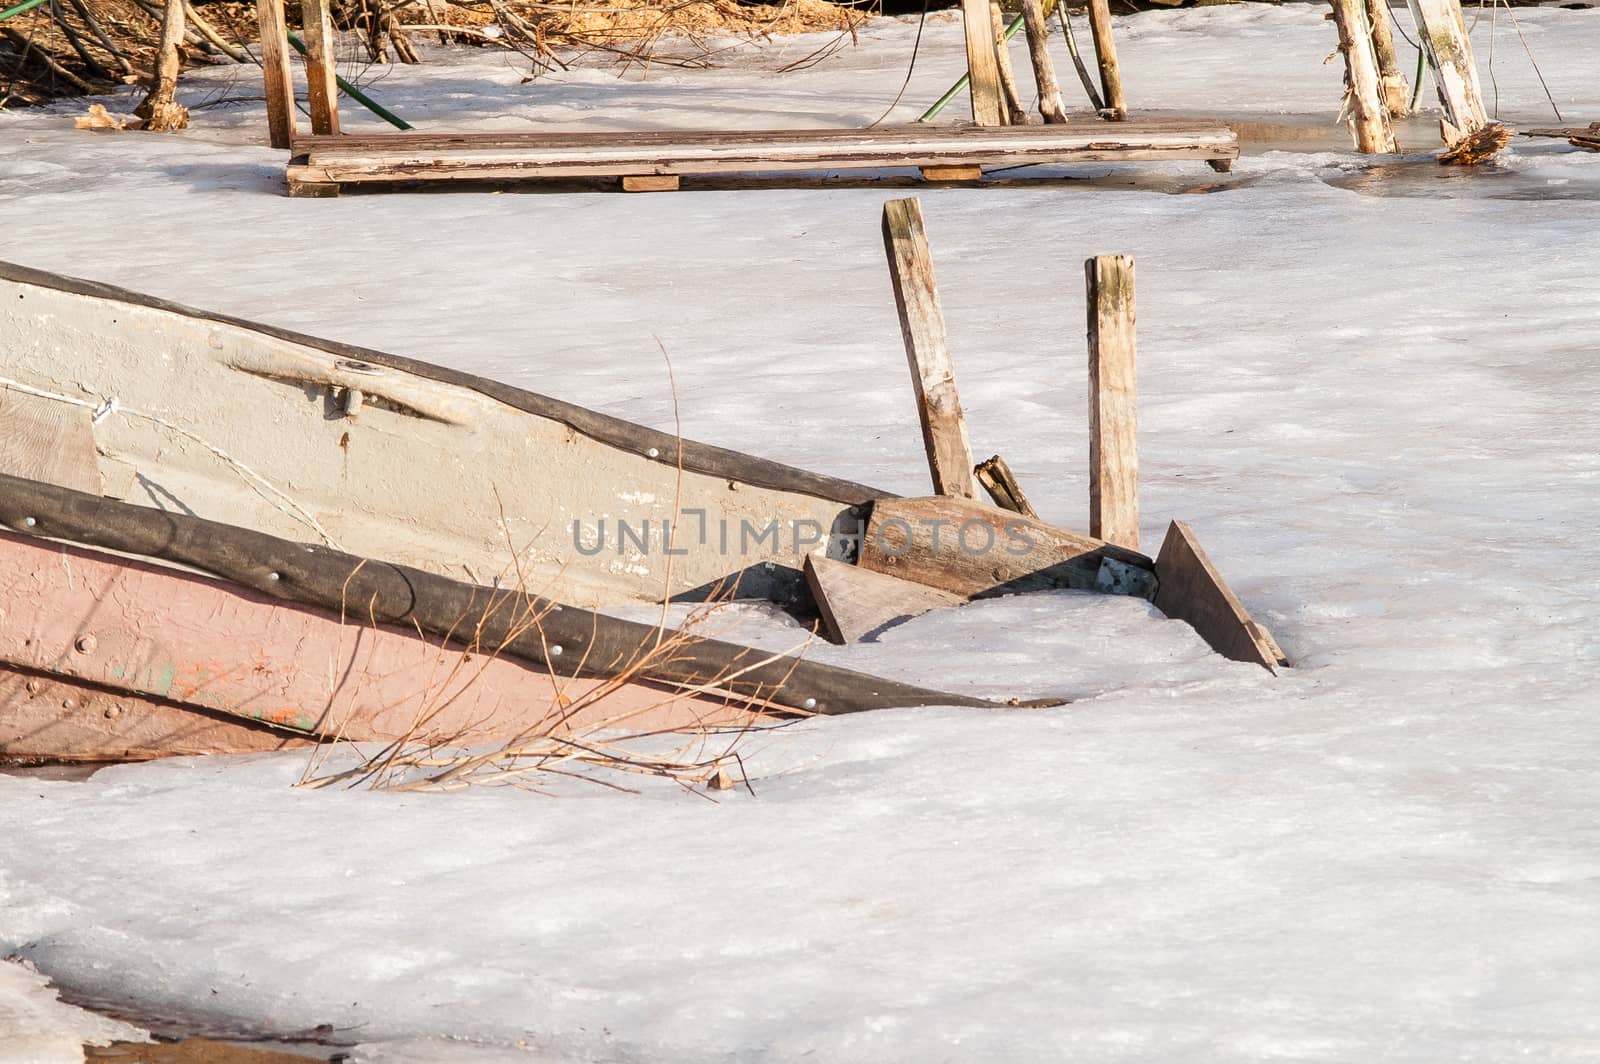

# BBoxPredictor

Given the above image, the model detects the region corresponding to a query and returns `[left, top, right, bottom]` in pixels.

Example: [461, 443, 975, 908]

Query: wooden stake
[961, 0, 1005, 126]
[975, 455, 1039, 518]
[1085, 254, 1138, 551]
[255, 0, 296, 149]
[302, 0, 341, 136]
[882, 198, 979, 501]
[1365, 0, 1411, 117]
[1020, 0, 1067, 124]
[992, 3, 1031, 126]
[1409, 0, 1489, 146]
[134, 0, 189, 132]
[1330, 0, 1398, 153]
[1085, 0, 1126, 120]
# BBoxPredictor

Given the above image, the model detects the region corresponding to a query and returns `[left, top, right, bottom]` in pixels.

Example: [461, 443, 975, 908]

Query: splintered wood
[1410, 0, 1491, 147]
[1086, 254, 1139, 552]
[1329, 0, 1397, 153]
[1153, 521, 1287, 671]
[882, 198, 979, 500]
[975, 455, 1038, 518]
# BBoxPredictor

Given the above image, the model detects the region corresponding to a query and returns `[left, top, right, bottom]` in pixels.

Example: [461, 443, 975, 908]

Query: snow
[2, 4, 1599, 1061]
[0, 960, 146, 1062]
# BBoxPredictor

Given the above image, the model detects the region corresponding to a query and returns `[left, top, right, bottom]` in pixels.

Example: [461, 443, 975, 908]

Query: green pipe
[0, 0, 49, 22]
[286, 31, 413, 131]
[918, 11, 1028, 123]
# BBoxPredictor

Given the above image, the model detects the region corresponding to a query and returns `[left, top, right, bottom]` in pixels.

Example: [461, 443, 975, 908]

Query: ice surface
[0, 960, 146, 1062]
[1, 5, 1598, 1061]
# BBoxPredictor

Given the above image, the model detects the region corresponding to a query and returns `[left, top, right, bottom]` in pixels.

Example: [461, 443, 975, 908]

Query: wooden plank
[254, 0, 296, 149]
[1086, 0, 1127, 119]
[804, 554, 963, 644]
[881, 198, 979, 500]
[961, 0, 1005, 126]
[974, 454, 1038, 518]
[1020, 0, 1067, 124]
[0, 388, 101, 494]
[621, 175, 679, 192]
[301, 0, 340, 136]
[1085, 254, 1139, 551]
[858, 495, 1153, 599]
[1153, 520, 1286, 671]
[921, 164, 983, 182]
[1409, 0, 1488, 146]
[1330, 0, 1397, 153]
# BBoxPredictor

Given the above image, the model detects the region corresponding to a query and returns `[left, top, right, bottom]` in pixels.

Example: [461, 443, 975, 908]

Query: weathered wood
[301, 0, 340, 136]
[621, 174, 679, 192]
[1085, 0, 1127, 120]
[858, 495, 1153, 599]
[0, 389, 101, 495]
[1410, 0, 1489, 146]
[286, 172, 341, 197]
[961, 0, 1006, 126]
[974, 455, 1038, 518]
[992, 3, 1031, 126]
[1365, 0, 1411, 117]
[881, 198, 979, 501]
[1330, 0, 1398, 153]
[1085, 254, 1139, 551]
[1153, 520, 1286, 671]
[255, 0, 296, 149]
[921, 165, 984, 182]
[804, 554, 963, 644]
[1020, 0, 1067, 124]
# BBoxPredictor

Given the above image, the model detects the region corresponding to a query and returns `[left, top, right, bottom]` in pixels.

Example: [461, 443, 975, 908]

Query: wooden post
[302, 0, 340, 136]
[1365, 0, 1411, 117]
[882, 198, 979, 501]
[1409, 0, 1489, 146]
[134, 0, 189, 131]
[991, 3, 1030, 126]
[255, 0, 296, 149]
[1020, 0, 1067, 124]
[1330, 0, 1397, 153]
[1085, 0, 1126, 120]
[1086, 254, 1138, 550]
[960, 0, 1005, 126]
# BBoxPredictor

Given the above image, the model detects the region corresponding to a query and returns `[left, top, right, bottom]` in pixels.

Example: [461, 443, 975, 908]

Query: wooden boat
[0, 260, 1281, 762]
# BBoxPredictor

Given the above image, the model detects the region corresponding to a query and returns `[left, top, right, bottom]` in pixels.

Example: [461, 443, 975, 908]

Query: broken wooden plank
[961, 0, 1006, 126]
[1020, 0, 1067, 124]
[1086, 254, 1139, 551]
[0, 389, 101, 495]
[301, 0, 340, 136]
[254, 0, 296, 149]
[1086, 0, 1127, 119]
[974, 455, 1038, 518]
[621, 175, 679, 192]
[920, 165, 983, 182]
[1153, 520, 1286, 671]
[805, 554, 963, 644]
[882, 197, 979, 501]
[1409, 0, 1489, 146]
[858, 495, 1154, 600]
[1330, 0, 1398, 153]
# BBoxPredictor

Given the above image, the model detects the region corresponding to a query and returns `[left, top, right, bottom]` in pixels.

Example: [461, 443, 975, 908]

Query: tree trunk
[1365, 0, 1411, 117]
[1330, 0, 1396, 153]
[135, 0, 189, 131]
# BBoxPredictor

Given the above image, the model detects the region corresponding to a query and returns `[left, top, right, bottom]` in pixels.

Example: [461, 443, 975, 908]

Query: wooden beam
[1365, 0, 1411, 117]
[1330, 0, 1398, 153]
[961, 0, 1006, 126]
[1409, 0, 1489, 146]
[1085, 0, 1127, 120]
[1020, 0, 1067, 124]
[1153, 521, 1286, 671]
[621, 175, 679, 192]
[858, 495, 1154, 600]
[974, 455, 1038, 518]
[920, 164, 983, 182]
[881, 198, 979, 501]
[301, 0, 340, 136]
[1085, 254, 1139, 551]
[991, 2, 1030, 125]
[0, 389, 101, 495]
[804, 554, 963, 644]
[254, 0, 296, 149]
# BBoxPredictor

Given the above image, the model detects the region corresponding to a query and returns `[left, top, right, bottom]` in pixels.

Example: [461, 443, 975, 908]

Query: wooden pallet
[283, 122, 1240, 196]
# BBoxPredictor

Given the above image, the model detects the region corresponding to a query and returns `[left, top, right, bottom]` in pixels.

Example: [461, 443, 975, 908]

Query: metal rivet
[549, 644, 563, 657]
[61, 698, 76, 710]
[104, 705, 123, 720]
[646, 447, 660, 459]
[74, 635, 96, 654]
[266, 571, 281, 582]
[22, 516, 36, 528]
[802, 697, 817, 711]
